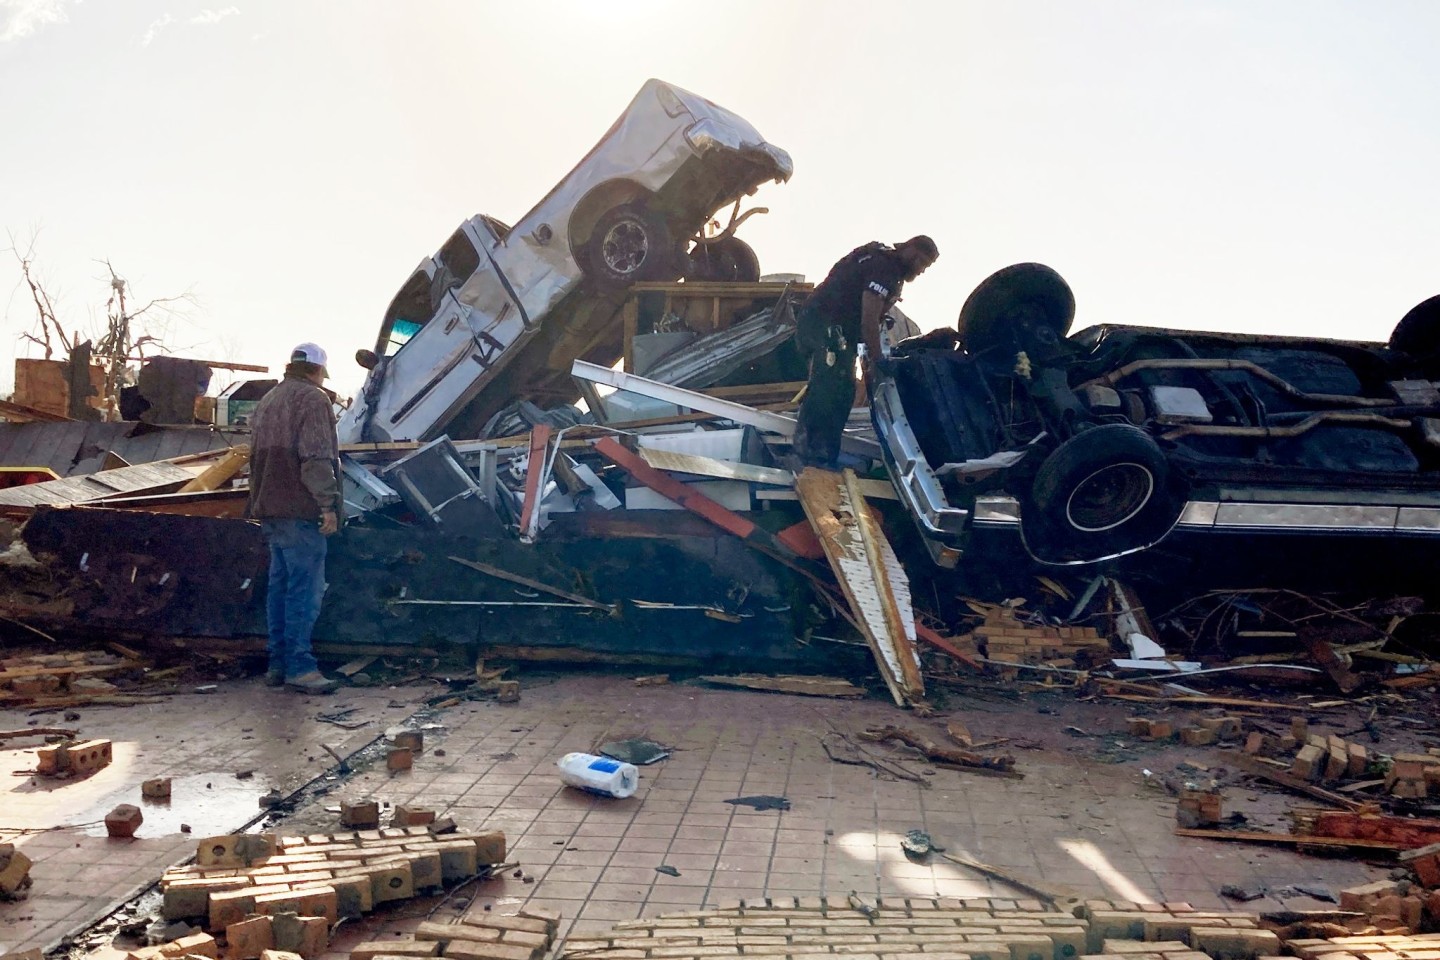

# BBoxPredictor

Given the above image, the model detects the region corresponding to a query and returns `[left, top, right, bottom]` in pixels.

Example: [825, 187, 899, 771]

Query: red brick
[104, 803, 144, 838]
[226, 916, 275, 960]
[386, 748, 413, 772]
[254, 885, 338, 926]
[0, 845, 33, 895]
[272, 913, 328, 959]
[340, 801, 380, 829]
[442, 944, 537, 960]
[472, 831, 506, 865]
[392, 806, 436, 827]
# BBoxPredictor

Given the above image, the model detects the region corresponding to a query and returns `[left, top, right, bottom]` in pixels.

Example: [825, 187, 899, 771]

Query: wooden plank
[448, 556, 612, 612]
[94, 354, 268, 373]
[627, 280, 814, 296]
[638, 447, 794, 486]
[699, 674, 865, 697]
[178, 445, 250, 493]
[335, 656, 377, 678]
[795, 466, 924, 707]
[1175, 827, 1405, 852]
[517, 424, 553, 542]
[1100, 690, 1324, 712]
[0, 398, 73, 423]
[0, 662, 141, 682]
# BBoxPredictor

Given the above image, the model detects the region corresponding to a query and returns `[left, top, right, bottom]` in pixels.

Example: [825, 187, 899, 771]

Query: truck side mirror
[355, 349, 379, 370]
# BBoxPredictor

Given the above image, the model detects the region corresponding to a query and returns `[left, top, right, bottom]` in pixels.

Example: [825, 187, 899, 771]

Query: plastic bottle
[556, 752, 639, 798]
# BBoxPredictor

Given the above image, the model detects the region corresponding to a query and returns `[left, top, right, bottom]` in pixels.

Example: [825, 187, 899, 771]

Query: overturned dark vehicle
[872, 263, 1440, 569]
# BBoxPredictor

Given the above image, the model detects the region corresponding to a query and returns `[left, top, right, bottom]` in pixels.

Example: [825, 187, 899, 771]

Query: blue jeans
[261, 519, 328, 679]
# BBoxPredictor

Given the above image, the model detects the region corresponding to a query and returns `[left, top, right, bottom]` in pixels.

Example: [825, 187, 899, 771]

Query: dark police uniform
[793, 242, 908, 467]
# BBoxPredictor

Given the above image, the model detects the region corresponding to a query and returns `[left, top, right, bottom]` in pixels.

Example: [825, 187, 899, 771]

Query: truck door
[374, 222, 528, 441]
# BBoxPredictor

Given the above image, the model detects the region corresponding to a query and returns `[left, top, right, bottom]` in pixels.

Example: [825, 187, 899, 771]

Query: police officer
[792, 236, 939, 469]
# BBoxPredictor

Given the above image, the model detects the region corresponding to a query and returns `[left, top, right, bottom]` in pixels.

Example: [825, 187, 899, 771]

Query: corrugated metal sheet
[0, 422, 245, 477]
[0, 460, 206, 508]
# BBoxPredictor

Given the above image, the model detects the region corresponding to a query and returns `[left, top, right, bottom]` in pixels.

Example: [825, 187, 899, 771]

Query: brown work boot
[285, 671, 339, 694]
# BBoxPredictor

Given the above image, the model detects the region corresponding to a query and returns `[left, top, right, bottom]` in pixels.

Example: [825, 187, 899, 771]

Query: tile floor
[0, 683, 429, 954]
[286, 674, 1386, 954]
[0, 670, 1393, 957]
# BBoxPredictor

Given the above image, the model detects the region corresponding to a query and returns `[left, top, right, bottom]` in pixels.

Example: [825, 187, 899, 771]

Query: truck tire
[586, 205, 674, 288]
[957, 262, 1074, 357]
[1023, 423, 1184, 564]
[1389, 294, 1440, 359]
[687, 237, 761, 283]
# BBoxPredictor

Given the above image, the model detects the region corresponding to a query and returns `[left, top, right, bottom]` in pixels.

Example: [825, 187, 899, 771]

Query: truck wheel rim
[601, 219, 649, 276]
[1065, 462, 1154, 533]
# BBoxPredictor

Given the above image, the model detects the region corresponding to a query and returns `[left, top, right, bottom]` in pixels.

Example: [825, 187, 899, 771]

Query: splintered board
[795, 467, 924, 707]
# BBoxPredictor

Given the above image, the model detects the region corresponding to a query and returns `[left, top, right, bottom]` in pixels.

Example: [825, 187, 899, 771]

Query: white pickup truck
[337, 79, 792, 444]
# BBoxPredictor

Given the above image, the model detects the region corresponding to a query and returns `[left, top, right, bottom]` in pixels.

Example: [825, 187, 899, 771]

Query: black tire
[586, 205, 675, 288]
[957, 262, 1075, 356]
[1022, 423, 1184, 564]
[1389, 294, 1440, 358]
[687, 237, 761, 283]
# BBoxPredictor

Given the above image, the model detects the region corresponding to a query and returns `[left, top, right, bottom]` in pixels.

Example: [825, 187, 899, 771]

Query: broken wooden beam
[699, 675, 864, 698]
[1175, 826, 1406, 853]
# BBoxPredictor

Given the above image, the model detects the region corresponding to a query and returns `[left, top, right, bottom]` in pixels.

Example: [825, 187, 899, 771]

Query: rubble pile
[0, 647, 148, 706]
[158, 826, 507, 934]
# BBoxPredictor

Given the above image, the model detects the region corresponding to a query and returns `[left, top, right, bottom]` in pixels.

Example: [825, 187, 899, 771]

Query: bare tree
[10, 241, 74, 360]
[6, 237, 196, 418]
[91, 260, 193, 419]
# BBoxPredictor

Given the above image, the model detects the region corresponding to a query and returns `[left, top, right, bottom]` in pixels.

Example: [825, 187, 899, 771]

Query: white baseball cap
[290, 342, 329, 377]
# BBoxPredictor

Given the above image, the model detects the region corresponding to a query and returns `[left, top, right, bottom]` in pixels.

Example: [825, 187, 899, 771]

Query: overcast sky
[1, 0, 1437, 399]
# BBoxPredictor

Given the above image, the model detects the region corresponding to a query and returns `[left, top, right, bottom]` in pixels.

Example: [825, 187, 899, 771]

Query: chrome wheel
[1065, 462, 1154, 533]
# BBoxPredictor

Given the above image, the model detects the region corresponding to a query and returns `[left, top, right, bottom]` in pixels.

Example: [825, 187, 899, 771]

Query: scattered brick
[393, 805, 436, 827]
[393, 731, 424, 753]
[142, 777, 172, 798]
[0, 844, 34, 897]
[341, 801, 381, 829]
[387, 748, 413, 773]
[105, 803, 144, 838]
[1180, 728, 1216, 747]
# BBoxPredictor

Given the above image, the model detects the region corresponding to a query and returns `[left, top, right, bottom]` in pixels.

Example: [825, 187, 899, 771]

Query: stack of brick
[126, 932, 219, 960]
[1239, 716, 1387, 792]
[1286, 932, 1440, 960]
[976, 609, 1110, 669]
[1287, 735, 1371, 786]
[351, 906, 559, 960]
[1333, 879, 1436, 933]
[1384, 754, 1440, 800]
[158, 826, 506, 932]
[1176, 788, 1223, 828]
[555, 896, 1275, 960]
[36, 738, 114, 777]
[0, 649, 144, 701]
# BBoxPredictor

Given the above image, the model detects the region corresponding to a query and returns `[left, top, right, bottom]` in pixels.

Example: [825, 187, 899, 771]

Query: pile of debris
[158, 824, 507, 951]
[0, 646, 148, 707]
